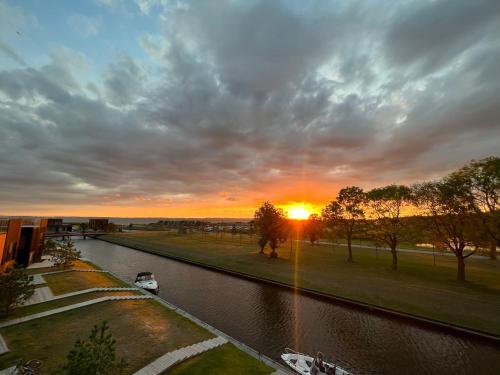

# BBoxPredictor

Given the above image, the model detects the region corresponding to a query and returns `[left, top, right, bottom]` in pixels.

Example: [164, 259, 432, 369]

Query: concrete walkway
[31, 274, 46, 285]
[27, 256, 54, 269]
[40, 268, 110, 276]
[134, 336, 228, 375]
[23, 286, 54, 306]
[0, 295, 153, 328]
[0, 366, 15, 375]
[0, 333, 8, 355]
[22, 287, 138, 306]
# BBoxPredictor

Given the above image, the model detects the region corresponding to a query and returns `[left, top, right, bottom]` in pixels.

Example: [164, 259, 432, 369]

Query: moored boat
[281, 348, 351, 375]
[134, 271, 159, 294]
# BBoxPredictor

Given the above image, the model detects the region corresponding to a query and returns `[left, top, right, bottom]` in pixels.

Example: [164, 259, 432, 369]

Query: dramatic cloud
[0, 0, 499, 216]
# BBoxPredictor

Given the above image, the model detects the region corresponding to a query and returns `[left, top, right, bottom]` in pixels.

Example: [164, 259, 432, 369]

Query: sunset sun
[287, 204, 312, 220]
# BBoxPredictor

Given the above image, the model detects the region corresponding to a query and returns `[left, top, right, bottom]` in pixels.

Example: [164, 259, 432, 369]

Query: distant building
[88, 218, 109, 232]
[47, 218, 73, 233]
[0, 218, 47, 271]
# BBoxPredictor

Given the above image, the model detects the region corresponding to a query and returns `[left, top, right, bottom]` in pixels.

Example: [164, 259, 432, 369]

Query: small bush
[64, 321, 127, 375]
[0, 266, 35, 317]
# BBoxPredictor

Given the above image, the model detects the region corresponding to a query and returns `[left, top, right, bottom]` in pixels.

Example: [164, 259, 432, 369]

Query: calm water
[74, 238, 500, 375]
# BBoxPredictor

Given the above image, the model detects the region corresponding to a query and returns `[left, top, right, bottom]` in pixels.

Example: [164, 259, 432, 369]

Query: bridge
[45, 232, 104, 240]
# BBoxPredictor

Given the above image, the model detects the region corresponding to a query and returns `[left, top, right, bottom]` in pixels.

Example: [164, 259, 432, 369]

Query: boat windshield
[136, 274, 154, 281]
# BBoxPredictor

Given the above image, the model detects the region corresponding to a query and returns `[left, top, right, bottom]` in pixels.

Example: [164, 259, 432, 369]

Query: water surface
[75, 238, 500, 375]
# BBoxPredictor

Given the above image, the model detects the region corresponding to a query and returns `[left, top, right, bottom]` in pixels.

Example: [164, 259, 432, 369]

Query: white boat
[134, 272, 159, 294]
[281, 348, 351, 375]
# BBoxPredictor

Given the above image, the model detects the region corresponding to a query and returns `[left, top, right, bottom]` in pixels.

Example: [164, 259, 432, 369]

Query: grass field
[43, 270, 126, 295]
[0, 299, 213, 373]
[0, 291, 139, 322]
[167, 343, 273, 375]
[0, 259, 274, 374]
[102, 231, 500, 336]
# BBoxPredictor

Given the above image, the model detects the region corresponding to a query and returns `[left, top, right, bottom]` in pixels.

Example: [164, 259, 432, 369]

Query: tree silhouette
[254, 201, 288, 258]
[366, 185, 412, 271]
[322, 186, 365, 262]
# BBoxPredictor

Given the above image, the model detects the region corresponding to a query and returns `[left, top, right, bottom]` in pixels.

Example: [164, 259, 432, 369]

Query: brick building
[0, 218, 47, 272]
[88, 218, 109, 232]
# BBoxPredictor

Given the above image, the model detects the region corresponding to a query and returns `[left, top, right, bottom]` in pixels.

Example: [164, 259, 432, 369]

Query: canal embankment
[98, 232, 500, 343]
[0, 259, 280, 374]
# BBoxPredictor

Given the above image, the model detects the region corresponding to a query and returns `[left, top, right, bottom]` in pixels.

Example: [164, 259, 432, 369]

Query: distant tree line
[254, 156, 499, 281]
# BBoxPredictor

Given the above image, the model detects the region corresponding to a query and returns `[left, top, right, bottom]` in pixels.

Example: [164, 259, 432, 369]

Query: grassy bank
[0, 260, 273, 374]
[167, 343, 272, 375]
[102, 231, 500, 336]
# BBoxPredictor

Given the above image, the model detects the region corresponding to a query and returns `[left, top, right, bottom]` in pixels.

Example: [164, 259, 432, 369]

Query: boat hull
[281, 351, 350, 375]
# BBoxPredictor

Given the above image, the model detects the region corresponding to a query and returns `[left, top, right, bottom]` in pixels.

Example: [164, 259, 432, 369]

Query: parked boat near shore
[281, 348, 351, 375]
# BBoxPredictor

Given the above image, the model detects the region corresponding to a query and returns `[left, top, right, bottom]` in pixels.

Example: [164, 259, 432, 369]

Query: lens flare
[288, 205, 311, 220]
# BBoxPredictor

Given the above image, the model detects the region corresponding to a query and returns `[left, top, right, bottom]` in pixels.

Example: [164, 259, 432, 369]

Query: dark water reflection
[75, 238, 500, 375]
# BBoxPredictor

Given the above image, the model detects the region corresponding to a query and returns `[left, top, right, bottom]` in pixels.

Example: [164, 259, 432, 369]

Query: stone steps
[22, 286, 54, 306]
[31, 274, 46, 285]
[133, 336, 228, 375]
[0, 333, 8, 355]
[39, 268, 109, 276]
[21, 287, 139, 307]
[0, 366, 16, 375]
[0, 295, 153, 328]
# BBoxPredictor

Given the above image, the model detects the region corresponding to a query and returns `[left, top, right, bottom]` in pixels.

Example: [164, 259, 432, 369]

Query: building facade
[88, 218, 109, 232]
[47, 218, 73, 233]
[0, 218, 47, 272]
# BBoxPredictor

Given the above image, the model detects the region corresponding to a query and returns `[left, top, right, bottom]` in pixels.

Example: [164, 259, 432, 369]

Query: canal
[74, 238, 500, 375]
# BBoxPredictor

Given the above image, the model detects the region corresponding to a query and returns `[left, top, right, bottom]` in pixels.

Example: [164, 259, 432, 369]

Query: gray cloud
[103, 54, 145, 106]
[0, 40, 26, 65]
[1, 0, 499, 214]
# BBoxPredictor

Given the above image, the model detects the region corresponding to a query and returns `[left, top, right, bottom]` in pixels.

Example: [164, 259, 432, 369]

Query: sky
[0, 0, 499, 218]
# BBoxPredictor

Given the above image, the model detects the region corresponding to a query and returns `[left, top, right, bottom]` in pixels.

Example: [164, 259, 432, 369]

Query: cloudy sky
[1, 0, 499, 217]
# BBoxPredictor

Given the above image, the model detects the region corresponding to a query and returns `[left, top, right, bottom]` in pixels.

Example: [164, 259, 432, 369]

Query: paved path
[31, 274, 46, 285]
[40, 268, 109, 276]
[27, 256, 54, 269]
[271, 370, 289, 375]
[312, 240, 486, 259]
[0, 366, 15, 375]
[0, 333, 8, 355]
[23, 286, 54, 306]
[22, 287, 138, 306]
[134, 336, 228, 375]
[0, 295, 153, 328]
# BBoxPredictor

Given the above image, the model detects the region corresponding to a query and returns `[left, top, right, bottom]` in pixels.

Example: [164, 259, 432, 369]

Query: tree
[80, 222, 89, 233]
[413, 175, 483, 281]
[107, 222, 117, 233]
[458, 157, 500, 259]
[366, 185, 412, 270]
[322, 186, 365, 262]
[64, 321, 126, 375]
[254, 201, 288, 258]
[46, 239, 81, 268]
[43, 238, 59, 255]
[0, 267, 35, 317]
[303, 214, 324, 245]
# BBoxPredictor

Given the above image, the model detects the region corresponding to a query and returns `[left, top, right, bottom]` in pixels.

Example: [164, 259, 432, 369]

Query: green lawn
[166, 343, 273, 375]
[102, 231, 500, 336]
[43, 270, 126, 295]
[24, 259, 98, 275]
[0, 291, 139, 322]
[0, 299, 213, 374]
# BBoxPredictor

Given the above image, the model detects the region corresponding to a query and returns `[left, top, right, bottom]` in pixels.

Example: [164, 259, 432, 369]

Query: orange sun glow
[287, 204, 312, 220]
